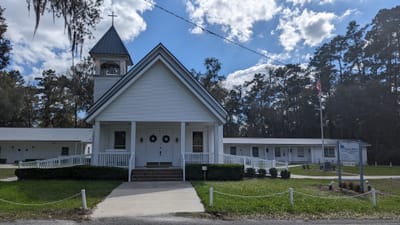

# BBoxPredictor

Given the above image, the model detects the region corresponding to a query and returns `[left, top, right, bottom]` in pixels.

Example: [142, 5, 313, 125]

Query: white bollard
[209, 187, 214, 207]
[371, 188, 376, 208]
[389, 161, 392, 168]
[81, 189, 87, 210]
[285, 162, 289, 170]
[289, 188, 294, 206]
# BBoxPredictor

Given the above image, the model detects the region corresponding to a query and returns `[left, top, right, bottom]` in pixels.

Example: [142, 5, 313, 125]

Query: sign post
[337, 141, 342, 186]
[359, 140, 364, 193]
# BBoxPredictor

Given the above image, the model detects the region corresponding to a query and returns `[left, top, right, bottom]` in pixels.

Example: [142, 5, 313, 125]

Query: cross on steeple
[108, 11, 118, 26]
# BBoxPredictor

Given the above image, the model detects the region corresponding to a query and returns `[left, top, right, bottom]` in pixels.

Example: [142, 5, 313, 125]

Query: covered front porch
[91, 121, 224, 170]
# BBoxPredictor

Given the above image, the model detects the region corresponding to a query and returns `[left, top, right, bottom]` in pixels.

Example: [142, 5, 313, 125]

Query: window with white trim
[297, 147, 305, 158]
[192, 132, 203, 152]
[324, 146, 335, 158]
[114, 131, 126, 149]
[61, 147, 69, 156]
[230, 146, 237, 155]
[252, 147, 259, 157]
[275, 147, 281, 157]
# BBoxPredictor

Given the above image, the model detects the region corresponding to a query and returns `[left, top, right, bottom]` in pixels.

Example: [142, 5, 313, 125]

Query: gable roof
[89, 25, 133, 65]
[86, 43, 227, 123]
[0, 128, 92, 142]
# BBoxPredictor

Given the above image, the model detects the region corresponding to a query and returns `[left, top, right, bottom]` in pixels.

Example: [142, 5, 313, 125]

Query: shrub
[354, 184, 361, 193]
[269, 167, 278, 178]
[245, 168, 256, 177]
[348, 182, 354, 190]
[185, 164, 243, 181]
[0, 158, 6, 164]
[15, 166, 128, 180]
[280, 169, 291, 179]
[257, 169, 267, 178]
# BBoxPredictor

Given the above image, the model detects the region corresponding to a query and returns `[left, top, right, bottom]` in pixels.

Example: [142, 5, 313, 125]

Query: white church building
[3, 25, 368, 179]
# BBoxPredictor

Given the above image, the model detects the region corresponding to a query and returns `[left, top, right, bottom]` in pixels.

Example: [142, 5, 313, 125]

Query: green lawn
[0, 168, 16, 179]
[0, 180, 120, 221]
[289, 164, 400, 176]
[192, 179, 400, 218]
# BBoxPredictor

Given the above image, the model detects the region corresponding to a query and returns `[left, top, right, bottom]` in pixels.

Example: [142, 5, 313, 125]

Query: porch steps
[132, 168, 183, 181]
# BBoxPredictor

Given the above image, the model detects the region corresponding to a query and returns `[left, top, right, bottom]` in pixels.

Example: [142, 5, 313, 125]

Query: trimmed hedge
[245, 168, 256, 177]
[185, 164, 243, 181]
[15, 166, 128, 180]
[280, 169, 291, 179]
[269, 167, 278, 178]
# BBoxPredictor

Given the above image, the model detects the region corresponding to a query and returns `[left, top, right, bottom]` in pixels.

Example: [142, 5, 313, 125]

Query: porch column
[92, 120, 100, 165]
[180, 122, 186, 181]
[130, 121, 136, 167]
[214, 124, 223, 164]
[208, 125, 214, 163]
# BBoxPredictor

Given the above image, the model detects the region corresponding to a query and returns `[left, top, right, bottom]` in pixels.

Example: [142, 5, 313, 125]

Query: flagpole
[316, 78, 325, 165]
[318, 86, 325, 165]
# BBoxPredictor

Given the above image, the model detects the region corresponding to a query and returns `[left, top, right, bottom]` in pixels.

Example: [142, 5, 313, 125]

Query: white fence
[97, 151, 131, 168]
[18, 154, 91, 169]
[185, 152, 210, 164]
[220, 154, 278, 170]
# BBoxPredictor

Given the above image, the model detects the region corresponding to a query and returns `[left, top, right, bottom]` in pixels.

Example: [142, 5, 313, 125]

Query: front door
[146, 128, 174, 167]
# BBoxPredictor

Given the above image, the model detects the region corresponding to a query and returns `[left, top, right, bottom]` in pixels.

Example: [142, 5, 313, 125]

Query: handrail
[128, 153, 135, 182]
[18, 154, 91, 169]
[181, 152, 185, 181]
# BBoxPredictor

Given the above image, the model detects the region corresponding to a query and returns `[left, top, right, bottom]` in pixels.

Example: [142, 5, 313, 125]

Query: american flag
[316, 80, 322, 96]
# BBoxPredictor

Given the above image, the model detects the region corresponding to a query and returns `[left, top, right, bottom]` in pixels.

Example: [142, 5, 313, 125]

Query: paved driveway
[91, 181, 204, 218]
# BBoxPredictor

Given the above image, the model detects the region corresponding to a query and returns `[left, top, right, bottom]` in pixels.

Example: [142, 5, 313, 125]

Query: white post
[181, 122, 186, 181]
[36, 161, 39, 168]
[18, 161, 22, 168]
[208, 126, 214, 163]
[371, 188, 376, 208]
[128, 121, 136, 182]
[289, 188, 294, 206]
[81, 189, 87, 210]
[92, 120, 100, 165]
[209, 187, 214, 207]
[285, 161, 289, 170]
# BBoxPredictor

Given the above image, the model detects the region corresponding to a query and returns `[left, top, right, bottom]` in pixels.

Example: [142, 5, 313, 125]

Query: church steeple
[90, 25, 133, 101]
[89, 25, 133, 75]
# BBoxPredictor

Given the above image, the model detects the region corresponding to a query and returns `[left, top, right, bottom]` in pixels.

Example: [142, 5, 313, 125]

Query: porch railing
[220, 154, 277, 170]
[185, 152, 209, 164]
[18, 154, 91, 169]
[97, 151, 131, 168]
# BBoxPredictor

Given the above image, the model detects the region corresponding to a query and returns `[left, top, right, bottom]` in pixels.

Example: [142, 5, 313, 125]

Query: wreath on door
[162, 135, 170, 143]
[149, 135, 157, 142]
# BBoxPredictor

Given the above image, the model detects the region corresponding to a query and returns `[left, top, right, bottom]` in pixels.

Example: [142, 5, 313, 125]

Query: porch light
[175, 137, 179, 143]
[140, 137, 143, 143]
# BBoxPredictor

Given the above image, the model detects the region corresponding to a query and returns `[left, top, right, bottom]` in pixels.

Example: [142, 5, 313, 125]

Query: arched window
[100, 62, 120, 75]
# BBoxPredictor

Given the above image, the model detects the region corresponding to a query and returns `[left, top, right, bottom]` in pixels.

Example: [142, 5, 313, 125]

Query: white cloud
[186, 0, 281, 42]
[258, 49, 291, 65]
[224, 64, 279, 89]
[286, 0, 336, 6]
[277, 8, 337, 51]
[3, 0, 153, 80]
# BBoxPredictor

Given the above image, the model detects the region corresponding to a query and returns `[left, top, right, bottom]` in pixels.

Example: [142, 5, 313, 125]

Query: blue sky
[2, 0, 399, 87]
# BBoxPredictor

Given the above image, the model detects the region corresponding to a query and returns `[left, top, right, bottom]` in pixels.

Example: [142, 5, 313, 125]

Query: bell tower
[89, 24, 133, 101]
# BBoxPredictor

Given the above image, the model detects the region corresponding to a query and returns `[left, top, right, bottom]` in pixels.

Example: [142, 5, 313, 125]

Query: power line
[143, 0, 287, 66]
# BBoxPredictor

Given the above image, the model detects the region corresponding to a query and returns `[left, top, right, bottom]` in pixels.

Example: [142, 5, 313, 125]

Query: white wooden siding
[97, 61, 217, 122]
[0, 141, 83, 163]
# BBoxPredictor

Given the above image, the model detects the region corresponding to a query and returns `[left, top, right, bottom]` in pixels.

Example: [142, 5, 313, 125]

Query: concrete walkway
[91, 181, 204, 218]
[292, 174, 400, 180]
